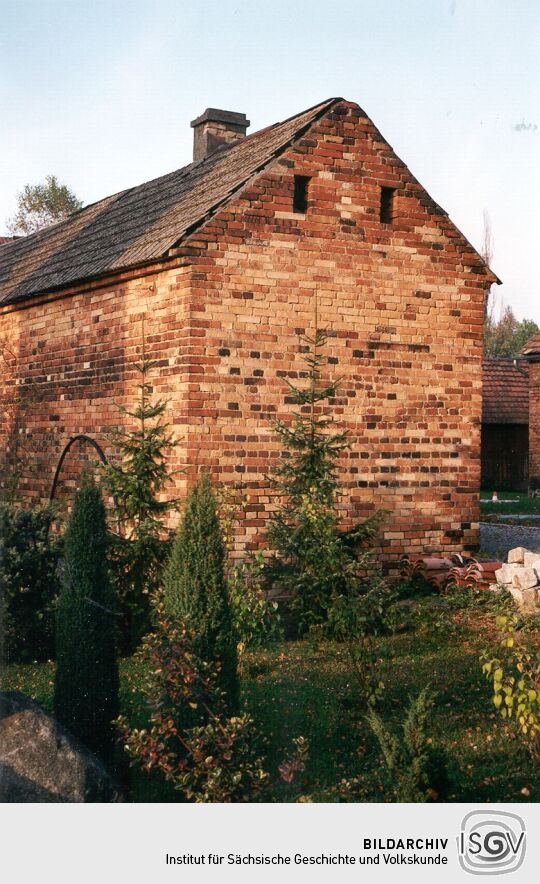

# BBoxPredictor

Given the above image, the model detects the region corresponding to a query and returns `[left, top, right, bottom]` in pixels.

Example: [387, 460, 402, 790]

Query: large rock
[508, 547, 528, 565]
[0, 692, 123, 803]
[523, 552, 540, 572]
[512, 567, 540, 591]
[495, 563, 521, 586]
[510, 587, 539, 615]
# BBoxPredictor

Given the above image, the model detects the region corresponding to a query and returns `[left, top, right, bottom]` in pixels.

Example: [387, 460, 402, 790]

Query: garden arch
[50, 434, 108, 502]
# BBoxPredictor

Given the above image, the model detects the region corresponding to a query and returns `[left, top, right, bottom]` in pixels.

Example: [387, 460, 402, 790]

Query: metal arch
[49, 434, 108, 502]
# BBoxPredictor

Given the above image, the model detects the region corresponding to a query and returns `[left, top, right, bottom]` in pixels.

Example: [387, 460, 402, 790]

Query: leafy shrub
[0, 503, 60, 663]
[326, 573, 398, 640]
[367, 688, 449, 801]
[54, 480, 119, 762]
[482, 614, 540, 758]
[163, 474, 239, 712]
[320, 578, 397, 707]
[229, 553, 282, 656]
[278, 735, 309, 783]
[117, 619, 268, 802]
[216, 486, 281, 654]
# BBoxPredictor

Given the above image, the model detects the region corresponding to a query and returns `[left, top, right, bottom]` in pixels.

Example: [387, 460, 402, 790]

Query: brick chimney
[190, 108, 250, 161]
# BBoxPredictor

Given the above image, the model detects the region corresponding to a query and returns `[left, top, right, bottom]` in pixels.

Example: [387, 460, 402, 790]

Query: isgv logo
[458, 810, 526, 875]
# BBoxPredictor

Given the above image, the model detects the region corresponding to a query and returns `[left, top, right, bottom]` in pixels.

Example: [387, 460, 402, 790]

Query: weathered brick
[0, 101, 493, 562]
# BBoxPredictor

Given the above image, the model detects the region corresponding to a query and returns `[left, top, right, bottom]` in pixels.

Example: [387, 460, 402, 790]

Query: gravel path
[480, 522, 540, 558]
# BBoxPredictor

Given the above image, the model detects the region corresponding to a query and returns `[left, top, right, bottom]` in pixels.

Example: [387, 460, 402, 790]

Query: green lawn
[3, 590, 539, 802]
[480, 492, 540, 518]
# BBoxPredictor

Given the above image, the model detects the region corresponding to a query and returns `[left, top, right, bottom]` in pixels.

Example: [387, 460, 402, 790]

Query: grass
[4, 587, 539, 803]
[480, 491, 540, 517]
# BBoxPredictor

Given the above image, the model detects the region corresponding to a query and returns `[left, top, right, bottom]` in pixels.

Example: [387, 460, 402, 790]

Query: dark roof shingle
[0, 99, 338, 306]
[482, 358, 529, 424]
[522, 333, 540, 358]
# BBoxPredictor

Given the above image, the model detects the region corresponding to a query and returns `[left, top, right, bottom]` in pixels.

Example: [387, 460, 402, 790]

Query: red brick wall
[529, 362, 540, 488]
[0, 101, 490, 562]
[0, 266, 192, 510]
[174, 102, 489, 561]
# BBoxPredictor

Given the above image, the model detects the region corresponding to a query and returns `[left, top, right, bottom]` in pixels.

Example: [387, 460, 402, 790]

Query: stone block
[512, 567, 540, 591]
[510, 587, 539, 615]
[523, 551, 540, 568]
[495, 563, 521, 585]
[508, 547, 528, 565]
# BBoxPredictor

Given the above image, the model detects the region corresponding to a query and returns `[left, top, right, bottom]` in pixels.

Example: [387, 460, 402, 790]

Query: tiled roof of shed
[521, 333, 540, 358]
[0, 99, 338, 306]
[482, 358, 529, 424]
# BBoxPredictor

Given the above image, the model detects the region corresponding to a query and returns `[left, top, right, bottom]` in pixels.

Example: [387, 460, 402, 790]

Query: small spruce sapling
[102, 317, 176, 649]
[267, 326, 383, 631]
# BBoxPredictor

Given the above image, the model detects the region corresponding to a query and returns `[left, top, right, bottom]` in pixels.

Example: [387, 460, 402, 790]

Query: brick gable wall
[0, 101, 490, 562]
[174, 102, 488, 561]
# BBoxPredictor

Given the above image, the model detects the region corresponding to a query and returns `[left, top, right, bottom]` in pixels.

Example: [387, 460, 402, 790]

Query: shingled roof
[0, 99, 339, 306]
[0, 96, 497, 307]
[521, 333, 540, 358]
[482, 358, 529, 424]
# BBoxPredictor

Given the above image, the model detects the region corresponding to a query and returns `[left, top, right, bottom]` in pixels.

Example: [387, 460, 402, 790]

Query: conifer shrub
[367, 688, 450, 801]
[54, 480, 119, 762]
[102, 322, 176, 650]
[0, 503, 60, 663]
[267, 327, 385, 633]
[163, 474, 239, 712]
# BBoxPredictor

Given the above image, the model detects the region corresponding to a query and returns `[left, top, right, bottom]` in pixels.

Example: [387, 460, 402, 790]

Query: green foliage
[0, 504, 60, 663]
[7, 174, 82, 235]
[278, 735, 309, 784]
[54, 480, 119, 762]
[267, 327, 383, 631]
[102, 329, 176, 649]
[6, 587, 540, 802]
[117, 618, 268, 802]
[481, 614, 540, 758]
[324, 586, 394, 707]
[163, 474, 239, 712]
[484, 303, 538, 357]
[229, 553, 282, 656]
[367, 688, 449, 801]
[215, 486, 281, 655]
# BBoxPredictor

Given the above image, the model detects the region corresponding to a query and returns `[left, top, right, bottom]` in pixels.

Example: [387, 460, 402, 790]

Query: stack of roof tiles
[400, 554, 502, 590]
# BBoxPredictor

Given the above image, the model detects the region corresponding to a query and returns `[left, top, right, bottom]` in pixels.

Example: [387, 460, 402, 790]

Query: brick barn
[522, 334, 540, 493]
[0, 98, 498, 562]
[481, 358, 529, 492]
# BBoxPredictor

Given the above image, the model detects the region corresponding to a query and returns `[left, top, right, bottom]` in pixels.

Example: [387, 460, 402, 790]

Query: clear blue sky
[1, 0, 538, 321]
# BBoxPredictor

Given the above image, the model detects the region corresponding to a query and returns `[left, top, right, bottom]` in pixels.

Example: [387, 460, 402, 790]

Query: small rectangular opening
[293, 175, 310, 213]
[380, 186, 395, 224]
